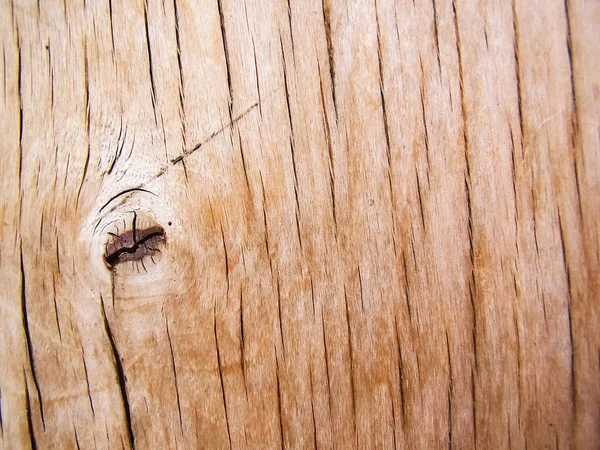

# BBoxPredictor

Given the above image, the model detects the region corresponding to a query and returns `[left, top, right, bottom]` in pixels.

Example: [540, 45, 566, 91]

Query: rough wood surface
[1, 0, 599, 448]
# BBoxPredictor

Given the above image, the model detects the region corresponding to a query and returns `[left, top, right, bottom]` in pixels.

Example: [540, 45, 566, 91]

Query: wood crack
[100, 296, 135, 448]
[213, 315, 232, 449]
[20, 244, 45, 430]
[321, 0, 337, 122]
[216, 0, 233, 121]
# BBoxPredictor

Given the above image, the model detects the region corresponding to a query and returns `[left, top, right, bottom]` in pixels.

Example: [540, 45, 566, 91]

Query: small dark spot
[168, 222, 172, 226]
[104, 225, 166, 268]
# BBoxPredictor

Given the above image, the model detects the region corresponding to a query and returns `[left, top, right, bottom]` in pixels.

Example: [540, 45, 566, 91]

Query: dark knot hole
[104, 225, 166, 268]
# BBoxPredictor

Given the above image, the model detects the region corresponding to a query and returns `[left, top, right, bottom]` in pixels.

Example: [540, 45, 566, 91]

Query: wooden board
[1, 0, 599, 448]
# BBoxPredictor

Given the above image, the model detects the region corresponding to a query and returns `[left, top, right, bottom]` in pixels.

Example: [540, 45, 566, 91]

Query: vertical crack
[20, 244, 45, 429]
[100, 296, 134, 448]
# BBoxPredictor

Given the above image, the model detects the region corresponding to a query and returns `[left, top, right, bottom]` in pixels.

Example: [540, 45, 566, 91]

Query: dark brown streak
[530, 171, 540, 255]
[274, 349, 285, 448]
[3, 46, 7, 103]
[309, 277, 315, 318]
[484, 28, 489, 51]
[452, 0, 469, 166]
[541, 291, 548, 324]
[73, 424, 81, 450]
[213, 314, 232, 449]
[280, 34, 294, 139]
[56, 235, 61, 274]
[260, 174, 273, 274]
[166, 320, 183, 430]
[20, 245, 45, 429]
[289, 138, 299, 191]
[321, 310, 333, 417]
[38, 213, 44, 247]
[431, 0, 441, 72]
[415, 168, 426, 232]
[160, 115, 168, 162]
[45, 43, 54, 111]
[143, 2, 158, 125]
[321, 0, 337, 122]
[446, 331, 453, 449]
[108, 0, 115, 54]
[358, 265, 365, 312]
[401, 251, 412, 322]
[393, 315, 406, 424]
[509, 129, 519, 222]
[239, 289, 247, 393]
[563, 0, 578, 143]
[220, 224, 230, 296]
[172, 0, 186, 146]
[100, 296, 135, 448]
[317, 58, 335, 183]
[63, 154, 70, 189]
[572, 159, 583, 220]
[252, 38, 262, 117]
[511, 0, 525, 139]
[81, 351, 95, 416]
[308, 364, 318, 449]
[471, 368, 477, 447]
[328, 164, 337, 239]
[465, 174, 474, 267]
[107, 123, 126, 175]
[17, 28, 23, 198]
[389, 178, 397, 256]
[216, 0, 233, 121]
[513, 309, 522, 426]
[419, 74, 432, 179]
[289, 137, 302, 250]
[295, 204, 303, 252]
[375, 3, 391, 168]
[469, 283, 478, 372]
[344, 286, 358, 445]
[286, 0, 295, 58]
[76, 40, 91, 210]
[0, 386, 3, 435]
[237, 129, 251, 191]
[24, 375, 38, 450]
[388, 390, 397, 450]
[276, 276, 286, 361]
[564, 0, 584, 224]
[557, 208, 574, 305]
[318, 57, 338, 237]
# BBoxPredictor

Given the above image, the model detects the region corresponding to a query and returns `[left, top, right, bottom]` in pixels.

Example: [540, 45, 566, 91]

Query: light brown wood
[1, 0, 599, 448]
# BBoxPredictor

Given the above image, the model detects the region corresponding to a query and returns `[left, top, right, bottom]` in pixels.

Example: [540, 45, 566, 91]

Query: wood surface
[1, 0, 599, 448]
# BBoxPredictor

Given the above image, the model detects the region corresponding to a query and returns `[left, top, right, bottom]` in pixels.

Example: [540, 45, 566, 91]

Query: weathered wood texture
[1, 0, 599, 448]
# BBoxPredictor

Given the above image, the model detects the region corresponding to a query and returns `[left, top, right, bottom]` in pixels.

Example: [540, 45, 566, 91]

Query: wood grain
[1, 0, 598, 448]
